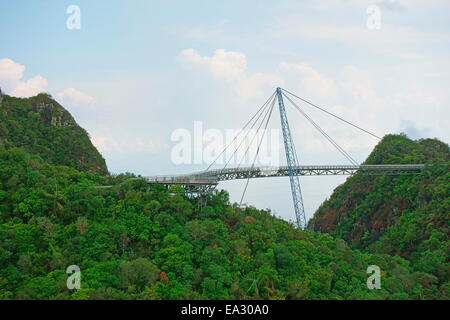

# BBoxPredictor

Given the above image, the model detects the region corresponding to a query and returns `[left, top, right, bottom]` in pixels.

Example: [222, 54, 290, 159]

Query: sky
[1, 0, 449, 224]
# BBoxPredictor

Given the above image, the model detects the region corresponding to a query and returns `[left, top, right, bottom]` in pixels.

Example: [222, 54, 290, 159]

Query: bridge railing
[143, 175, 218, 185]
[142, 164, 425, 185]
[196, 164, 425, 177]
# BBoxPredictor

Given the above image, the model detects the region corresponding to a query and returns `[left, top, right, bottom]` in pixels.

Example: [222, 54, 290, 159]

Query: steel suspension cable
[236, 94, 276, 169]
[283, 92, 358, 165]
[282, 93, 359, 166]
[206, 91, 276, 171]
[239, 97, 276, 206]
[224, 94, 276, 170]
[281, 88, 381, 140]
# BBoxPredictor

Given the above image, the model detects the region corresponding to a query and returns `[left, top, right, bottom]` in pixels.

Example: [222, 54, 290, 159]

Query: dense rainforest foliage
[309, 134, 449, 296]
[0, 94, 107, 174]
[0, 93, 448, 299]
[1, 146, 447, 299]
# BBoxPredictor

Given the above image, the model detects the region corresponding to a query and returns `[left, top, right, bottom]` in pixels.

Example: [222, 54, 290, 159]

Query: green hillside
[0, 94, 448, 300]
[1, 146, 446, 299]
[309, 134, 449, 295]
[0, 93, 107, 175]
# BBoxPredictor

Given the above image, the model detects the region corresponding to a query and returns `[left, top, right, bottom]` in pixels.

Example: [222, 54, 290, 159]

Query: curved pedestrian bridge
[143, 164, 425, 185]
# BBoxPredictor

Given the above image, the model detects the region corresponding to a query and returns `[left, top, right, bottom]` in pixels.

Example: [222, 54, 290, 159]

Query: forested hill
[0, 93, 107, 174]
[309, 134, 449, 291]
[0, 147, 447, 299]
[0, 94, 448, 299]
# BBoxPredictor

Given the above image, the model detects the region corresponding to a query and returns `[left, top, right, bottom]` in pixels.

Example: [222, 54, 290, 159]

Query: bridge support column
[276, 88, 307, 229]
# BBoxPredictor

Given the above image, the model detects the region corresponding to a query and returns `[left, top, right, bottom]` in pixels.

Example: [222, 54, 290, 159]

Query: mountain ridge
[309, 134, 449, 293]
[0, 92, 107, 175]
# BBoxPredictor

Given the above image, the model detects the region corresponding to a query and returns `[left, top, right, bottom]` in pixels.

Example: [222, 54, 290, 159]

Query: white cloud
[178, 48, 344, 102]
[12, 75, 48, 98]
[91, 134, 169, 154]
[57, 88, 95, 106]
[341, 65, 377, 102]
[0, 58, 48, 97]
[179, 48, 247, 80]
[0, 58, 24, 89]
[0, 58, 97, 112]
[279, 62, 338, 100]
[178, 48, 341, 102]
[178, 48, 282, 100]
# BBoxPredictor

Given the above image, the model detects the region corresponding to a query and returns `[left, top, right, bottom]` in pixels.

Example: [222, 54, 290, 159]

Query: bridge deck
[143, 164, 425, 185]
